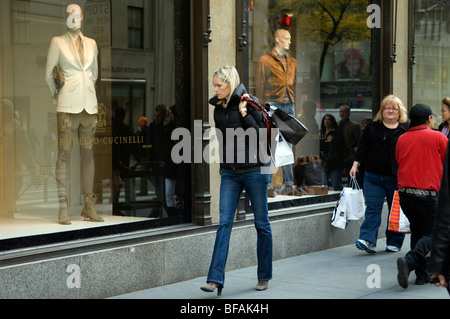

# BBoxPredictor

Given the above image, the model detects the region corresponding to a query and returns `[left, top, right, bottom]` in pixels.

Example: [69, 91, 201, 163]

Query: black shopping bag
[271, 106, 308, 145]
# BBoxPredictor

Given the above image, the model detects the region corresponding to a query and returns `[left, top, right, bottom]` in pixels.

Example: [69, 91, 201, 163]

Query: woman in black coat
[201, 66, 273, 296]
[319, 113, 345, 191]
[349, 94, 409, 253]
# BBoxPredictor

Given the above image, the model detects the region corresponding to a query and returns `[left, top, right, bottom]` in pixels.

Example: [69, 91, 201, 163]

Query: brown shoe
[256, 280, 269, 291]
[268, 186, 276, 198]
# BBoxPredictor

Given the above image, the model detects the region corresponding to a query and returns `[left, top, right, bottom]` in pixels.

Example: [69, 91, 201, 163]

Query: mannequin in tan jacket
[255, 29, 297, 195]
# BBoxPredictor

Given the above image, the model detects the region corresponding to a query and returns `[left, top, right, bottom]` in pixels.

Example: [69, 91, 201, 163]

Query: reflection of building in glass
[248, 0, 373, 113]
[335, 48, 370, 80]
[413, 0, 450, 118]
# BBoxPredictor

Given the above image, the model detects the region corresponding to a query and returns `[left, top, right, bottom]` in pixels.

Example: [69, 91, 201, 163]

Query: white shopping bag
[331, 189, 347, 229]
[388, 190, 411, 234]
[344, 177, 365, 221]
[398, 208, 411, 233]
[270, 129, 294, 168]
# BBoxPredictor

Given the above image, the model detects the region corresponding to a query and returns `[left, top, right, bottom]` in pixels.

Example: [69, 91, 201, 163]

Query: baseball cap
[409, 104, 436, 127]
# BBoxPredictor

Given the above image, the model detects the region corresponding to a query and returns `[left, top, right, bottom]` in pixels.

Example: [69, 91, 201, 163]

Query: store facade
[1, 0, 448, 298]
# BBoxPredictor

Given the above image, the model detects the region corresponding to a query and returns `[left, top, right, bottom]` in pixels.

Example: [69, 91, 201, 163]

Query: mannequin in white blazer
[45, 4, 103, 225]
[46, 33, 98, 114]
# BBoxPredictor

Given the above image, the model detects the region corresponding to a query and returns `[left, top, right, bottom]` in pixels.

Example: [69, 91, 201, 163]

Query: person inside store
[45, 4, 103, 225]
[137, 116, 150, 196]
[111, 106, 142, 216]
[255, 29, 297, 196]
[395, 104, 448, 289]
[339, 105, 361, 177]
[349, 95, 409, 253]
[162, 105, 178, 213]
[320, 114, 345, 191]
[294, 100, 321, 188]
[438, 97, 450, 138]
[201, 66, 272, 296]
[429, 138, 450, 295]
[296, 99, 320, 157]
[148, 104, 168, 217]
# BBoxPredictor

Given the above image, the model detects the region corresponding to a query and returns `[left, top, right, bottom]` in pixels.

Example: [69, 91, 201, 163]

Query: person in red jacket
[395, 104, 448, 289]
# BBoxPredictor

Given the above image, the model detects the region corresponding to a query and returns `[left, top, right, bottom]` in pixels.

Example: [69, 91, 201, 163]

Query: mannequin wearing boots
[46, 4, 103, 225]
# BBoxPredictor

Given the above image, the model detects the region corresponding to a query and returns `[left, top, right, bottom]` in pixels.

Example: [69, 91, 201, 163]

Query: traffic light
[279, 14, 291, 28]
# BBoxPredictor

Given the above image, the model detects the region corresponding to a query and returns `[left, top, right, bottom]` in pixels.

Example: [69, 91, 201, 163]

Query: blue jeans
[206, 170, 273, 286]
[269, 101, 294, 185]
[359, 171, 405, 248]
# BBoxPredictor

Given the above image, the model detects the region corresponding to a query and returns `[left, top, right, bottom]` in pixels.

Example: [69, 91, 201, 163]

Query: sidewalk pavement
[111, 237, 449, 300]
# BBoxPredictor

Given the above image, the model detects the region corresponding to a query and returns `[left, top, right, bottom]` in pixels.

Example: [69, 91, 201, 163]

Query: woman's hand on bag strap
[241, 94, 274, 139]
[239, 94, 249, 117]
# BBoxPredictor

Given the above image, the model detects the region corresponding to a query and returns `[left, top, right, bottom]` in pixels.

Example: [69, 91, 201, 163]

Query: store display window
[245, 0, 374, 203]
[0, 0, 192, 250]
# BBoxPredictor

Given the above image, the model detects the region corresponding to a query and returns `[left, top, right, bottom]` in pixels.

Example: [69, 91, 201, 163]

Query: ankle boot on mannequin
[81, 193, 104, 222]
[58, 198, 71, 225]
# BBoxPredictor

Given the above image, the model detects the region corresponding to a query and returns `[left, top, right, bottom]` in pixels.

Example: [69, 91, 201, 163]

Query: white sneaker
[386, 245, 400, 252]
[355, 239, 376, 253]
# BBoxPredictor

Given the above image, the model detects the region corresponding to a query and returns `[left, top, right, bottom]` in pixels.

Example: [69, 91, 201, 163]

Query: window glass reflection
[413, 0, 450, 129]
[248, 0, 373, 200]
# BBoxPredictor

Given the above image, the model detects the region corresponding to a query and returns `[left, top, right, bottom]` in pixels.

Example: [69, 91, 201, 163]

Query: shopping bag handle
[349, 177, 361, 190]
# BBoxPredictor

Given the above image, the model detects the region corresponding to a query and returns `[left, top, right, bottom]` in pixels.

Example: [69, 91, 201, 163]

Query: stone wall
[0, 203, 388, 299]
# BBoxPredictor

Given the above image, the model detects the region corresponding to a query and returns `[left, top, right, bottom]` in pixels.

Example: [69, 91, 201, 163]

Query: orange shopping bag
[388, 190, 410, 234]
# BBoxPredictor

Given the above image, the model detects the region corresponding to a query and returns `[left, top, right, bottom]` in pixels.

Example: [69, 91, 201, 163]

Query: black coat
[112, 118, 141, 170]
[355, 119, 409, 176]
[209, 83, 267, 171]
[319, 129, 345, 171]
[428, 138, 450, 278]
[438, 122, 450, 138]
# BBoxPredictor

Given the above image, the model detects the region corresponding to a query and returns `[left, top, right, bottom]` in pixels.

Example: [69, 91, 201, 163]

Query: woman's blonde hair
[212, 66, 240, 104]
[374, 94, 408, 123]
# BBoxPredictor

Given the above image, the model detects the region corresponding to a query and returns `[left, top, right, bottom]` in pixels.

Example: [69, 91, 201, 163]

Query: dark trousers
[399, 191, 437, 280]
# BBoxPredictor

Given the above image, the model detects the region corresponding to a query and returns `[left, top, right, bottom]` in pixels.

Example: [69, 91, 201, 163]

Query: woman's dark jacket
[428, 138, 450, 278]
[209, 83, 267, 171]
[354, 119, 409, 176]
[438, 122, 450, 138]
[319, 129, 345, 171]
